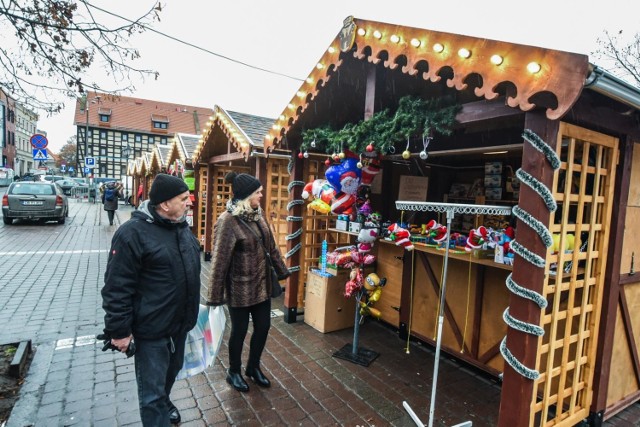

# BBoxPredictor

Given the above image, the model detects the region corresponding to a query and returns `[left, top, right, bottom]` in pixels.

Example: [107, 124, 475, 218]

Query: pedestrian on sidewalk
[206, 172, 289, 392]
[101, 174, 201, 426]
[101, 181, 122, 225]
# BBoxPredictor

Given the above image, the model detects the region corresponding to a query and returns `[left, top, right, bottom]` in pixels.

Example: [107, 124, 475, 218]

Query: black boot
[245, 366, 271, 388]
[226, 368, 249, 392]
[168, 403, 181, 424]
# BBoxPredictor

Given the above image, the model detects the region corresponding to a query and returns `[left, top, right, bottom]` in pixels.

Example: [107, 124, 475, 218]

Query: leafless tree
[0, 0, 161, 113]
[56, 135, 77, 168]
[592, 30, 640, 88]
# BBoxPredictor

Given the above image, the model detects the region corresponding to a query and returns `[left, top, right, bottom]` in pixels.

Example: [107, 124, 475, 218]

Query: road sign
[84, 167, 91, 174]
[68, 166, 74, 173]
[61, 165, 66, 172]
[30, 134, 48, 149]
[33, 149, 49, 160]
[85, 157, 96, 168]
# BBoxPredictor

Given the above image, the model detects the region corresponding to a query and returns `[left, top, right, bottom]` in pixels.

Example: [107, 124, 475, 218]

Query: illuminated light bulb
[490, 54, 504, 65]
[527, 61, 542, 74]
[390, 34, 400, 43]
[419, 151, 428, 160]
[306, 77, 314, 84]
[458, 48, 471, 59]
[297, 91, 305, 98]
[357, 28, 366, 36]
[328, 46, 335, 54]
[208, 116, 214, 120]
[279, 115, 285, 121]
[433, 43, 444, 53]
[373, 30, 382, 39]
[402, 150, 411, 159]
[272, 125, 278, 130]
[288, 103, 295, 110]
[316, 63, 324, 69]
[410, 38, 421, 48]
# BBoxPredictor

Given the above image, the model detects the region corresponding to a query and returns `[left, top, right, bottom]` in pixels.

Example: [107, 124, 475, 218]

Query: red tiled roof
[73, 91, 214, 136]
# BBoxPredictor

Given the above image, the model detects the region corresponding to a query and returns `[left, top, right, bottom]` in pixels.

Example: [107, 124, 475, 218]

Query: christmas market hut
[263, 16, 640, 427]
[192, 106, 291, 268]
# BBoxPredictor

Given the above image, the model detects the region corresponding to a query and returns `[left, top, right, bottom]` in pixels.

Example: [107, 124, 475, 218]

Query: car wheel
[3, 216, 12, 225]
[58, 216, 66, 225]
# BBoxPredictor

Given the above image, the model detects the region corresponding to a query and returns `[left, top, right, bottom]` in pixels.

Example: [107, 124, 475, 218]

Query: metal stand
[333, 275, 379, 367]
[396, 201, 512, 427]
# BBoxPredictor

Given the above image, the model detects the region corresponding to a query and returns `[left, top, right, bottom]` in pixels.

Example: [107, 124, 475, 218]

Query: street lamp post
[122, 144, 131, 205]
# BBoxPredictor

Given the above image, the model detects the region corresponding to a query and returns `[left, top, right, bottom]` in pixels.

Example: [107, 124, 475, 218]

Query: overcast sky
[37, 0, 639, 152]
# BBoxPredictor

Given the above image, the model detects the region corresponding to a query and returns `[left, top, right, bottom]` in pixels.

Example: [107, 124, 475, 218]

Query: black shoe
[245, 366, 271, 388]
[168, 404, 180, 424]
[226, 369, 249, 392]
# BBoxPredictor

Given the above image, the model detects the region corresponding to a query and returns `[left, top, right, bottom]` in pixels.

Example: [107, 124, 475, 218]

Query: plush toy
[387, 223, 414, 251]
[424, 219, 448, 243]
[301, 179, 336, 204]
[500, 226, 516, 258]
[465, 226, 489, 252]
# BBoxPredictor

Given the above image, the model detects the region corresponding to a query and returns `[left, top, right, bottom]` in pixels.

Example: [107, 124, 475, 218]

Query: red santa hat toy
[465, 226, 489, 252]
[387, 223, 414, 251]
[425, 219, 448, 243]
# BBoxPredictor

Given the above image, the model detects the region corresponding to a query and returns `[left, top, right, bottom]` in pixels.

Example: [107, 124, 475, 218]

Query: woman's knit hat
[149, 174, 189, 205]
[225, 171, 261, 200]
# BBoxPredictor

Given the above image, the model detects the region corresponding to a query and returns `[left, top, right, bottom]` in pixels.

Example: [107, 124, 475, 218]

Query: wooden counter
[376, 239, 511, 376]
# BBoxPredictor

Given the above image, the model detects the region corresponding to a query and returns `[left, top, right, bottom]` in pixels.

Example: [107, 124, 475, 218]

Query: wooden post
[283, 153, 304, 324]
[364, 64, 376, 120]
[497, 113, 558, 427]
[204, 164, 214, 261]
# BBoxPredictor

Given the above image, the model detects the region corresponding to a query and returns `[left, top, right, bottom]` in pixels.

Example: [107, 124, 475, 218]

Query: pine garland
[300, 96, 461, 154]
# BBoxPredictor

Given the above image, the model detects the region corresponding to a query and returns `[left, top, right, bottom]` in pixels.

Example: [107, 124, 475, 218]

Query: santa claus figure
[465, 226, 489, 252]
[387, 223, 414, 251]
[424, 219, 448, 243]
[301, 179, 336, 205]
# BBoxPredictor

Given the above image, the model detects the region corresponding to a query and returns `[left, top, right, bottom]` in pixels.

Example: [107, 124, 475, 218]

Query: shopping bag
[176, 305, 226, 379]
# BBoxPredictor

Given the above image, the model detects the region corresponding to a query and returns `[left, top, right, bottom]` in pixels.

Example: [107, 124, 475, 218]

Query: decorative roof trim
[192, 105, 252, 164]
[264, 16, 589, 152]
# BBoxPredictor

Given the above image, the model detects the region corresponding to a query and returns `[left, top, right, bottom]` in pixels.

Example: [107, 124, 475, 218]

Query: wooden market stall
[191, 106, 292, 280]
[262, 16, 640, 427]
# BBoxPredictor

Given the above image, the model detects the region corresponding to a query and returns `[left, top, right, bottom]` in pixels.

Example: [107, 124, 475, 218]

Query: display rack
[396, 201, 513, 427]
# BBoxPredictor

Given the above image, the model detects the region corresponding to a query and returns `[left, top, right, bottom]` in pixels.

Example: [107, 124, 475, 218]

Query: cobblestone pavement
[1, 198, 638, 426]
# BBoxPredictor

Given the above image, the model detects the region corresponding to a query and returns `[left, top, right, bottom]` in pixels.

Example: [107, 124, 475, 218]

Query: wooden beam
[456, 99, 524, 125]
[204, 165, 214, 259]
[283, 155, 304, 324]
[364, 64, 376, 120]
[592, 136, 634, 414]
[498, 113, 558, 427]
[208, 151, 244, 164]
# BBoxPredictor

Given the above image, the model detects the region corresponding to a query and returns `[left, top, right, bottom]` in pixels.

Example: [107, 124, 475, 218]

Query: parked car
[56, 179, 80, 196]
[2, 181, 69, 225]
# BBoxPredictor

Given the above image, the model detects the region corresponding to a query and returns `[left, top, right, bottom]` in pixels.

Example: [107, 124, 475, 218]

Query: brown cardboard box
[304, 269, 356, 333]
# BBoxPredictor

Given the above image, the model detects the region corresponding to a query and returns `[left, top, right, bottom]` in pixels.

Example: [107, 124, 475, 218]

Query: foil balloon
[325, 157, 361, 194]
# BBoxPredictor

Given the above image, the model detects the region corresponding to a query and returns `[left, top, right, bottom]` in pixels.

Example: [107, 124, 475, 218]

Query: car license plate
[22, 200, 43, 206]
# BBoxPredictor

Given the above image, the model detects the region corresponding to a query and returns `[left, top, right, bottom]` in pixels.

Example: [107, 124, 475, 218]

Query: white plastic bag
[176, 305, 226, 379]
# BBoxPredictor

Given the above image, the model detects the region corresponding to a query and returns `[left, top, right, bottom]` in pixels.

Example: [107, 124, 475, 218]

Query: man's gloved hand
[97, 333, 136, 357]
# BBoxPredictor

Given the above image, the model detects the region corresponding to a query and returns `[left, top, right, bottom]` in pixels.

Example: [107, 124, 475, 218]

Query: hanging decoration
[300, 96, 461, 155]
[499, 129, 560, 381]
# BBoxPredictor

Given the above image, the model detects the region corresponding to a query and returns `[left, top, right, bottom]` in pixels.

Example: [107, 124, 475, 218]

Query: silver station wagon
[2, 181, 69, 225]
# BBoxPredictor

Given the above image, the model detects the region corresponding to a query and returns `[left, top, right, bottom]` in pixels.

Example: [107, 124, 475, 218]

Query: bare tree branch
[592, 30, 640, 88]
[0, 0, 161, 113]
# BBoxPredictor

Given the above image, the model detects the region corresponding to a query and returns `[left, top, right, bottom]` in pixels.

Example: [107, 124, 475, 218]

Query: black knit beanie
[149, 174, 189, 205]
[225, 171, 261, 201]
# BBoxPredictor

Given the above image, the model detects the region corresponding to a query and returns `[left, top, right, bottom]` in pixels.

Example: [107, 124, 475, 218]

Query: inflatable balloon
[301, 179, 337, 206]
[325, 158, 361, 194]
[308, 198, 331, 214]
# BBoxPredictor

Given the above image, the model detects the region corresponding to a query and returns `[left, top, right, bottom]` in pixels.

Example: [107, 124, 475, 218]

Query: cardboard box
[304, 269, 356, 333]
[336, 218, 349, 231]
[484, 174, 502, 188]
[348, 222, 362, 233]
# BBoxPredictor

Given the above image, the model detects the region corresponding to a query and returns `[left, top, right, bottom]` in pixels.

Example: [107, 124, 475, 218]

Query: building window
[135, 134, 141, 142]
[149, 136, 155, 144]
[161, 137, 168, 145]
[100, 130, 106, 139]
[122, 134, 128, 142]
[99, 114, 110, 122]
[152, 121, 168, 129]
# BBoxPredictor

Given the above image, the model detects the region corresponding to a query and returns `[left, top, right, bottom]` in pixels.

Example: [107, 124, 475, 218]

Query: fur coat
[206, 211, 288, 308]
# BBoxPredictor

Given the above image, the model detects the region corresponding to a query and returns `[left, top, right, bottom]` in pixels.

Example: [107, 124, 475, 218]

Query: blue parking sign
[84, 167, 91, 174]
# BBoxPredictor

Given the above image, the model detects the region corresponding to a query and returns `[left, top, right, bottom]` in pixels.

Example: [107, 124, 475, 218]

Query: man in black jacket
[101, 174, 201, 426]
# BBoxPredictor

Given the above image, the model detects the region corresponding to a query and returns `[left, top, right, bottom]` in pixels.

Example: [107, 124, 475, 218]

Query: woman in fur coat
[206, 172, 289, 393]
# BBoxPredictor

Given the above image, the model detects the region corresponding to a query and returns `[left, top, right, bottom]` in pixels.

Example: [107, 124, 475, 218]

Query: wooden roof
[264, 16, 590, 152]
[73, 91, 214, 136]
[194, 105, 275, 163]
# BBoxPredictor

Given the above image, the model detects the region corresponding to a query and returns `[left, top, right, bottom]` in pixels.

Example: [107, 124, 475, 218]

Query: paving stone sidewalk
[1, 200, 638, 426]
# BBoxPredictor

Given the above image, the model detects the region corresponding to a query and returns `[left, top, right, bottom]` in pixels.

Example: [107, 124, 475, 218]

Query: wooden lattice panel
[532, 123, 618, 426]
[197, 168, 208, 248]
[208, 167, 234, 254]
[265, 159, 290, 256]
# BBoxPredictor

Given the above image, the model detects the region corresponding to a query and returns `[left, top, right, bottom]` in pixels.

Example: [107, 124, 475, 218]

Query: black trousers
[106, 210, 115, 225]
[227, 299, 271, 372]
